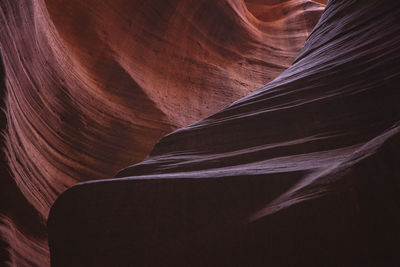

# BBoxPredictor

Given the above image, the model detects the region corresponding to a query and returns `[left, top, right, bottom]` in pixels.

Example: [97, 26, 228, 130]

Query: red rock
[48, 0, 400, 266]
[0, 0, 324, 266]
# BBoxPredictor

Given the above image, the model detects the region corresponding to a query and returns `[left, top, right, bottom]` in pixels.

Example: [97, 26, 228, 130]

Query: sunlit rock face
[48, 0, 400, 266]
[0, 0, 325, 266]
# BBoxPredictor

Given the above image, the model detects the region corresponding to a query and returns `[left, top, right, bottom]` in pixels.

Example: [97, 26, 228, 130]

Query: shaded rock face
[0, 0, 325, 266]
[47, 0, 400, 266]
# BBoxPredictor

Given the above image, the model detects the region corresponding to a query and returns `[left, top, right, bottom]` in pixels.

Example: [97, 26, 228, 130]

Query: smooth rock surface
[0, 0, 325, 266]
[48, 0, 400, 266]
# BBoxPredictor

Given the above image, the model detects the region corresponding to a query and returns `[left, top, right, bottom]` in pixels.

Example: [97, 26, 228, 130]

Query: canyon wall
[49, 0, 400, 266]
[0, 0, 325, 266]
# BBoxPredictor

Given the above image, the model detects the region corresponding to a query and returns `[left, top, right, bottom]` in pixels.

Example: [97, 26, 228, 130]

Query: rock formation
[0, 0, 325, 266]
[48, 0, 400, 266]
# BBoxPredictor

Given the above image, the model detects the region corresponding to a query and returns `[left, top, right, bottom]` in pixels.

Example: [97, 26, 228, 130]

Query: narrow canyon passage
[49, 0, 400, 266]
[0, 0, 326, 266]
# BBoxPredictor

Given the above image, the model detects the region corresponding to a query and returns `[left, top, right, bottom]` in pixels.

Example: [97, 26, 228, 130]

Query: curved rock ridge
[45, 0, 325, 127]
[0, 0, 325, 266]
[48, 0, 400, 266]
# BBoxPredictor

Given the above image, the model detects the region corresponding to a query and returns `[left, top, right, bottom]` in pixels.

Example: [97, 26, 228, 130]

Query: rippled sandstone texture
[49, 0, 400, 266]
[0, 0, 325, 266]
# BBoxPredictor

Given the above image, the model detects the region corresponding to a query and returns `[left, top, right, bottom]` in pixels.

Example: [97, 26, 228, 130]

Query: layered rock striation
[49, 0, 400, 266]
[0, 0, 325, 266]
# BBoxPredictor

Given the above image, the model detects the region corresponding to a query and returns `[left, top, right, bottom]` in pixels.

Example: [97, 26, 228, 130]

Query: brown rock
[48, 0, 400, 266]
[0, 0, 324, 265]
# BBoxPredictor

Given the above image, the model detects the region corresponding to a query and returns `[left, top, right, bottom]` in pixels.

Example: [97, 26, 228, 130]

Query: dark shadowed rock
[0, 0, 325, 266]
[48, 0, 400, 266]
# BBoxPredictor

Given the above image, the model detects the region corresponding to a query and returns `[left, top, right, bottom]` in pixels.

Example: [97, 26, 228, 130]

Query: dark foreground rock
[48, 0, 400, 266]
